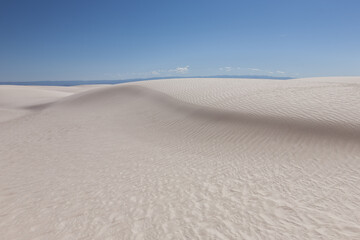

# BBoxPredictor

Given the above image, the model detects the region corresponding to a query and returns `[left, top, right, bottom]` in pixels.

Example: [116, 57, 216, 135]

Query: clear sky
[1, 0, 360, 81]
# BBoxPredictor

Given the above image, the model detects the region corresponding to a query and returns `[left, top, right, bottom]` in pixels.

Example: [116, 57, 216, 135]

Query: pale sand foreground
[1, 77, 360, 239]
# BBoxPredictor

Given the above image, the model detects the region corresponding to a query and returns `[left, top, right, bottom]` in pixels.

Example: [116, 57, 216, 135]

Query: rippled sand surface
[1, 77, 360, 239]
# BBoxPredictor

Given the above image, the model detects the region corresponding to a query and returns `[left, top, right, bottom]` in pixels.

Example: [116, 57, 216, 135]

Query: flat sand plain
[1, 77, 360, 239]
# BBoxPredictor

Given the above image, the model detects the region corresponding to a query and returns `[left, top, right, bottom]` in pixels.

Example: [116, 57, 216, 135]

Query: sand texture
[1, 77, 360, 239]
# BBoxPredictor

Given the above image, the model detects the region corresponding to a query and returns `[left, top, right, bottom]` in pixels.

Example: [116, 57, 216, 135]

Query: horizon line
[0, 75, 294, 86]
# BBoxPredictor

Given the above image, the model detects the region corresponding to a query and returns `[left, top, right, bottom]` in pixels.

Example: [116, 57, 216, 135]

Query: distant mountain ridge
[0, 75, 294, 86]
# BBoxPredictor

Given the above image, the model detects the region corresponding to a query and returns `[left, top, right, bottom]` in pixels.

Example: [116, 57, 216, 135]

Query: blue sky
[1, 0, 360, 81]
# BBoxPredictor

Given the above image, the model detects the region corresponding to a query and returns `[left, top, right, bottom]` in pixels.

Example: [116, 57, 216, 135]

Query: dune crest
[1, 77, 360, 239]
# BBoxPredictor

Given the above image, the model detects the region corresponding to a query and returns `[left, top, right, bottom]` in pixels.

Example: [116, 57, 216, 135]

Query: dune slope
[1, 77, 360, 239]
[0, 84, 104, 123]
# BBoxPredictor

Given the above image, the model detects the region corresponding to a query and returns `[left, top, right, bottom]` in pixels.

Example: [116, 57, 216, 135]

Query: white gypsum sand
[0, 77, 360, 239]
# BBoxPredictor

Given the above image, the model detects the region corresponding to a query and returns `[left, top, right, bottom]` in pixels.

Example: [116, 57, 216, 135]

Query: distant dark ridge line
[0, 75, 294, 86]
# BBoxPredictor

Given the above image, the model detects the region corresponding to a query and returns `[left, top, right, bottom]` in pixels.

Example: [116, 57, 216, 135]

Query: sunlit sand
[1, 77, 360, 239]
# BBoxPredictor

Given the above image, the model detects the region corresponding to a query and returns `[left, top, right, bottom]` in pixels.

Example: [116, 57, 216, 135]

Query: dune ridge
[1, 77, 360, 239]
[53, 84, 360, 143]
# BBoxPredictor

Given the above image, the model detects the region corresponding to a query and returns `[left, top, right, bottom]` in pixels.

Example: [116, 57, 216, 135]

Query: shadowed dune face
[0, 85, 107, 123]
[1, 78, 360, 239]
[54, 84, 360, 143]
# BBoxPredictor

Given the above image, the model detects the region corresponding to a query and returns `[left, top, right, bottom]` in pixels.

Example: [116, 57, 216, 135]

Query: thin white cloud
[219, 67, 232, 72]
[276, 70, 285, 74]
[248, 68, 261, 71]
[169, 65, 190, 74]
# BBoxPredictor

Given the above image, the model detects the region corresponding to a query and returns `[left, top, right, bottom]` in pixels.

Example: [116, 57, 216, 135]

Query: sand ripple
[1, 78, 360, 239]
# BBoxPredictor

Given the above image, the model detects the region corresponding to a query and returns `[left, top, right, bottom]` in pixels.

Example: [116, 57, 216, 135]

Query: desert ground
[1, 77, 360, 239]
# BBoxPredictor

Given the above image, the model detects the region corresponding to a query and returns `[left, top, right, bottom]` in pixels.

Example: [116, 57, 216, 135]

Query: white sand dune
[0, 84, 105, 123]
[1, 77, 360, 239]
